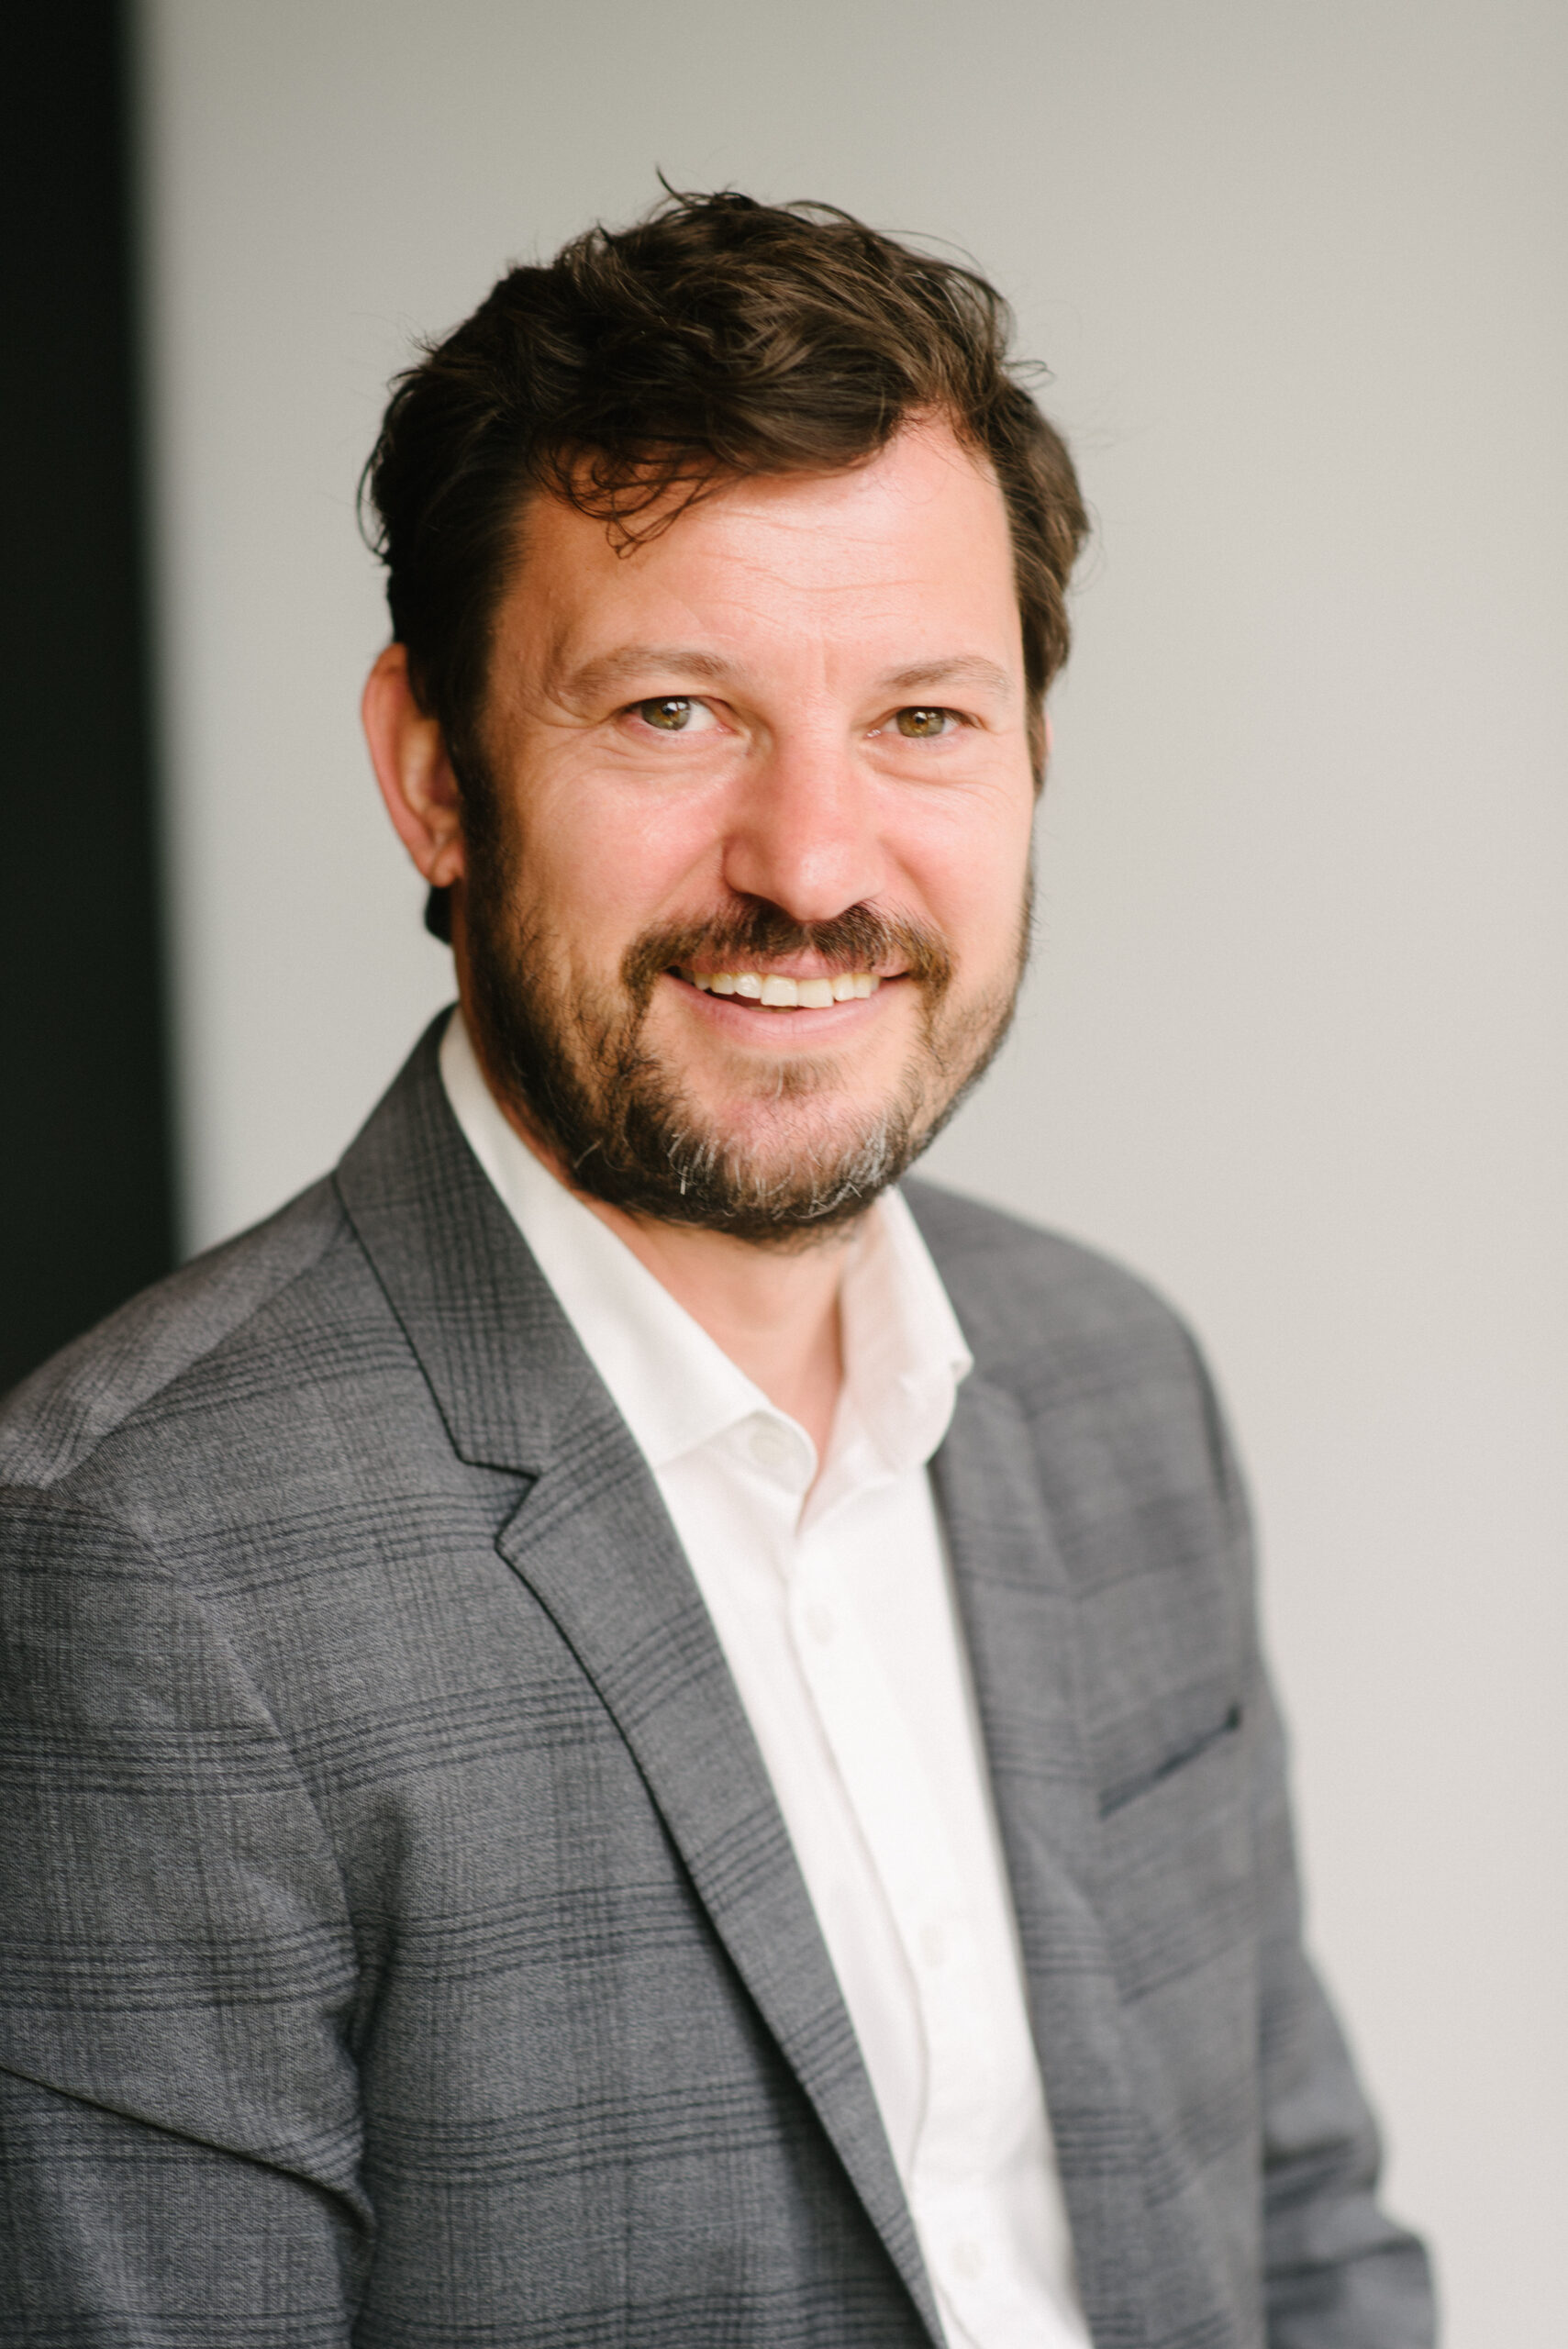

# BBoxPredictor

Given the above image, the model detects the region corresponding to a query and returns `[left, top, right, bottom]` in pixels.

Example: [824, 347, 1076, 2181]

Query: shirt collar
[439, 1008, 972, 1484]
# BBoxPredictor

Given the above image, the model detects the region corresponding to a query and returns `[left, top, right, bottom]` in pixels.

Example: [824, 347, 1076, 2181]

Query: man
[0, 193, 1432, 2345]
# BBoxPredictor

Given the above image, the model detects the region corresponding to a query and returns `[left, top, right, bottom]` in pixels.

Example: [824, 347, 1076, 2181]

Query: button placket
[805, 1598, 836, 1645]
[783, 1542, 997, 2161]
[917, 2166, 1046, 2345]
[758, 1470, 1086, 2345]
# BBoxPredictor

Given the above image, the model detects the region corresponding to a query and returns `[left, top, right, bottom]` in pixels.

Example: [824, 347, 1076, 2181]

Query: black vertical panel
[0, 0, 176, 1393]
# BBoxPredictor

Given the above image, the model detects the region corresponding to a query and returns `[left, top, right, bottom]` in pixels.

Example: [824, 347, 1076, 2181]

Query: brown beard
[462, 866, 1031, 1247]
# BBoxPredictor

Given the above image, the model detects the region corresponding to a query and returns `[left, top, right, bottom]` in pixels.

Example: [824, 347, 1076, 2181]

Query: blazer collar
[334, 1019, 947, 2345]
[333, 1015, 604, 1477]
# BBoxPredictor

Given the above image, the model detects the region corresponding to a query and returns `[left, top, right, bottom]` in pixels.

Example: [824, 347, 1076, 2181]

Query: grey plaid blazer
[0, 1020, 1434, 2347]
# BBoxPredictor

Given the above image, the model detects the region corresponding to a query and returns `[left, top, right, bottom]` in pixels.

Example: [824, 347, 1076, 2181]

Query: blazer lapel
[335, 1022, 944, 2346]
[933, 1374, 1151, 2349]
[495, 1443, 942, 2344]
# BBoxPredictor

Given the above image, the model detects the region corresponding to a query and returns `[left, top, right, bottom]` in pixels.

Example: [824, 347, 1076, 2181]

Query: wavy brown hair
[361, 190, 1088, 937]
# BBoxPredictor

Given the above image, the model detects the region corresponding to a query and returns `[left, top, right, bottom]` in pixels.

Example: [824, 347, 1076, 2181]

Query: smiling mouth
[677, 968, 885, 1008]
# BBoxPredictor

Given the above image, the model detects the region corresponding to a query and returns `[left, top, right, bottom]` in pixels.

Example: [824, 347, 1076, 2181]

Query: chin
[697, 1080, 907, 1159]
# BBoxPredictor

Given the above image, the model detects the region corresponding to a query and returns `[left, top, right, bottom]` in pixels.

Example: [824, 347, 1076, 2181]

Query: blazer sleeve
[1248, 1666, 1437, 2348]
[0, 1482, 369, 2346]
[1194, 1367, 1440, 2348]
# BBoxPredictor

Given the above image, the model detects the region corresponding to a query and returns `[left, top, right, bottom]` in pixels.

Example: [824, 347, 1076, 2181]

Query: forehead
[499, 419, 1023, 688]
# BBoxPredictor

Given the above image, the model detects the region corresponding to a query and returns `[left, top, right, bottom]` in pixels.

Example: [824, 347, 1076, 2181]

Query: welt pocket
[1097, 1701, 1243, 1819]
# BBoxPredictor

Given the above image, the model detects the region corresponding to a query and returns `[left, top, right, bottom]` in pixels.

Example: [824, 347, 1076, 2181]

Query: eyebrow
[553, 647, 741, 706]
[556, 646, 1016, 707]
[875, 657, 1014, 703]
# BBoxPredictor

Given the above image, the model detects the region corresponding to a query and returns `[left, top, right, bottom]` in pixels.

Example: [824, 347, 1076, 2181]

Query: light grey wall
[139, 4, 1567, 2338]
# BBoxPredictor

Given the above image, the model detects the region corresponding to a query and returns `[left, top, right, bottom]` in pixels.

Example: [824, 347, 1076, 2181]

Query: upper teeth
[688, 971, 882, 1006]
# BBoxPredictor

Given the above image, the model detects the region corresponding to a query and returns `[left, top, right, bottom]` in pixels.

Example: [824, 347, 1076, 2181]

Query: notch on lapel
[933, 1372, 1152, 2349]
[335, 1021, 945, 2345]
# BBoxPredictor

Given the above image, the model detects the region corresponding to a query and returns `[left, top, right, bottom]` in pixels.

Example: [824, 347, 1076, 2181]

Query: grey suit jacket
[0, 1020, 1434, 2347]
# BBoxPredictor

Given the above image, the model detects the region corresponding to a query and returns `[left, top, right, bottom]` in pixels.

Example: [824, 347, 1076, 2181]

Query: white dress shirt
[441, 1010, 1090, 2349]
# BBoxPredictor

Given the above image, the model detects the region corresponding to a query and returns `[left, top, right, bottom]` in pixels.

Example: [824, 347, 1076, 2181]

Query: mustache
[621, 904, 954, 1008]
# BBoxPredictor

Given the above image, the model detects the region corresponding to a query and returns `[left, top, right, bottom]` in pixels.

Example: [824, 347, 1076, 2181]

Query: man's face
[457, 417, 1039, 1241]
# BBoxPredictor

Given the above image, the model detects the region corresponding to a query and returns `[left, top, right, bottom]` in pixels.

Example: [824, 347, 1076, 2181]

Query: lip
[660, 966, 905, 1036]
[678, 963, 906, 987]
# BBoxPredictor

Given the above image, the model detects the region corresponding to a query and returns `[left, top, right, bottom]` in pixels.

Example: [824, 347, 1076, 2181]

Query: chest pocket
[1095, 1701, 1251, 2006]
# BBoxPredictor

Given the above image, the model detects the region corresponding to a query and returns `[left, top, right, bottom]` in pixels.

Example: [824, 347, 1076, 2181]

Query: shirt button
[919, 1922, 947, 1966]
[806, 1601, 836, 1644]
[952, 2239, 984, 2281]
[749, 1419, 794, 1470]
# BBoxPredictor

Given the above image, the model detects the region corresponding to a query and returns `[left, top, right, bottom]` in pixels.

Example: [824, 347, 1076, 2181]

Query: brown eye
[894, 706, 951, 739]
[639, 696, 695, 730]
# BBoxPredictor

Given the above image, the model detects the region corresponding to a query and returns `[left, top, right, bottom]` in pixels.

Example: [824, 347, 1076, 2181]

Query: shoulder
[903, 1175, 1199, 1386]
[0, 1176, 373, 1497]
[902, 1174, 1240, 1524]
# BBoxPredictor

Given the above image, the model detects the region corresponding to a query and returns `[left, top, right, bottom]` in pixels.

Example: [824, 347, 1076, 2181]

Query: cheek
[900, 797, 1034, 958]
[515, 781, 718, 962]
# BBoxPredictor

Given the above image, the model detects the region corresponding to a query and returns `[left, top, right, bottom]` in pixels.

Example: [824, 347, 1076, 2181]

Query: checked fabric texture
[0, 1019, 1435, 2347]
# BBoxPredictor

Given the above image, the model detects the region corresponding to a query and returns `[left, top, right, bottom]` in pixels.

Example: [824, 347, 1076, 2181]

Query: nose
[719, 731, 888, 924]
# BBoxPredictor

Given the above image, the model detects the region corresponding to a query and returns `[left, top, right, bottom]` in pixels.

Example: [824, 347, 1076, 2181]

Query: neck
[576, 1197, 853, 1461]
[483, 1079, 855, 1462]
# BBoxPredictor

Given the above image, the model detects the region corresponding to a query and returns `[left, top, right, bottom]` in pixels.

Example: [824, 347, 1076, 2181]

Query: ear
[361, 643, 466, 888]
